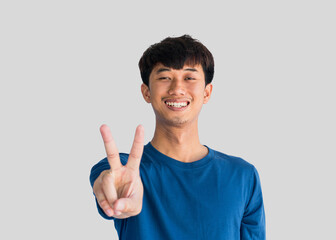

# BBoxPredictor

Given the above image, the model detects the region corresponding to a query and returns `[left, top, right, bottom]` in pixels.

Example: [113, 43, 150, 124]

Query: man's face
[141, 63, 212, 127]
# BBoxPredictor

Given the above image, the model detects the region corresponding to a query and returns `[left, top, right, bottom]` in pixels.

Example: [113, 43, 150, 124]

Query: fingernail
[106, 209, 113, 216]
[115, 210, 122, 216]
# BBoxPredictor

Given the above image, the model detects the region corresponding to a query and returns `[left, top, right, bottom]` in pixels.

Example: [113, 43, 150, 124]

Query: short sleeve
[240, 166, 266, 240]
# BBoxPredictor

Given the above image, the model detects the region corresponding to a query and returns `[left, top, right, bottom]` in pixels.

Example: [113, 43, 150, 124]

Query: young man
[90, 35, 265, 239]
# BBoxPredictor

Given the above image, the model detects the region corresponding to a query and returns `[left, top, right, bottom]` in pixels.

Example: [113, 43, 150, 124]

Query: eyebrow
[156, 68, 171, 74]
[184, 68, 198, 72]
[155, 67, 198, 74]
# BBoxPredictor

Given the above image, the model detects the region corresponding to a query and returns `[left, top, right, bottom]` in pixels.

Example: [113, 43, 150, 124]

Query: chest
[140, 163, 246, 224]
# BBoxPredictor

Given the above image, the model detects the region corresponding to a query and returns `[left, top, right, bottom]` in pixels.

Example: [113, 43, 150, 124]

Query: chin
[165, 118, 188, 126]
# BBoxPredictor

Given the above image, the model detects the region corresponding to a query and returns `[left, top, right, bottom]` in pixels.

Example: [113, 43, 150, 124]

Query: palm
[113, 166, 142, 199]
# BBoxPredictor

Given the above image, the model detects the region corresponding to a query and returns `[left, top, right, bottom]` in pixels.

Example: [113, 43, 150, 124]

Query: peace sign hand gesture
[93, 124, 144, 219]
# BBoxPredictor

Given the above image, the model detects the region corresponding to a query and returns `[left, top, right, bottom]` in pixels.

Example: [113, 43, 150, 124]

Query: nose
[168, 79, 185, 96]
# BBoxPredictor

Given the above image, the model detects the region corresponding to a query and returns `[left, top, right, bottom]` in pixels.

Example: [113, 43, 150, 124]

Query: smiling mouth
[164, 100, 190, 108]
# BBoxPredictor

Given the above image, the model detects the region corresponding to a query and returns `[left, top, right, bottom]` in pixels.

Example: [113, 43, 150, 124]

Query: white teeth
[165, 101, 188, 108]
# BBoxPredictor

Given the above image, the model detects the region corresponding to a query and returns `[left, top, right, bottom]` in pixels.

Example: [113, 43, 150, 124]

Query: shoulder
[211, 148, 256, 173]
[210, 148, 262, 192]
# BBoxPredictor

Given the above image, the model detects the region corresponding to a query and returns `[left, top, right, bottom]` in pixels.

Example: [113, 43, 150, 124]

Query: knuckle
[93, 179, 104, 193]
[93, 186, 100, 196]
[102, 175, 113, 186]
[99, 200, 109, 209]
[129, 152, 140, 160]
[93, 180, 99, 191]
[107, 152, 119, 159]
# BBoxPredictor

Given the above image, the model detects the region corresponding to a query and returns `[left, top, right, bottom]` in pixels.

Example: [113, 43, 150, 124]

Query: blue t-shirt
[90, 143, 265, 240]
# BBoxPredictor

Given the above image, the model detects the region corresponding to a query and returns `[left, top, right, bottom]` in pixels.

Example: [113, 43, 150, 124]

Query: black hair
[138, 35, 214, 86]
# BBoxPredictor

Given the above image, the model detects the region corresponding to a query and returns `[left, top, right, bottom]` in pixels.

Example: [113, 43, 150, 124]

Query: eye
[185, 77, 196, 80]
[158, 77, 171, 80]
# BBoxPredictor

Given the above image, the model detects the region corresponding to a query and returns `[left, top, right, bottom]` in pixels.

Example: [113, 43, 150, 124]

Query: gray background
[1, 0, 335, 239]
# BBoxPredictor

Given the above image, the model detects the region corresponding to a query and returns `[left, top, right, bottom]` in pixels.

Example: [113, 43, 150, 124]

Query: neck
[150, 121, 208, 163]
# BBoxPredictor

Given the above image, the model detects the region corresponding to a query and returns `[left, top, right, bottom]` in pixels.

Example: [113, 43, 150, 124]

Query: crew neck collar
[145, 142, 214, 169]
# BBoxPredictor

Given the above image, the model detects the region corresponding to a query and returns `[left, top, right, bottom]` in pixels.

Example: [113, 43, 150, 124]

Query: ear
[141, 83, 151, 103]
[203, 83, 213, 104]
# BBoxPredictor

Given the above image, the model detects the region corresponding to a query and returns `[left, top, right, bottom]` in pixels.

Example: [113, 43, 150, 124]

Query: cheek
[151, 84, 169, 97]
[149, 88, 164, 105]
[191, 86, 206, 98]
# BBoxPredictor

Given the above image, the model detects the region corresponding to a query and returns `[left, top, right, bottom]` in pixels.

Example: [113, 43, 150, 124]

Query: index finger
[127, 125, 144, 170]
[100, 124, 122, 170]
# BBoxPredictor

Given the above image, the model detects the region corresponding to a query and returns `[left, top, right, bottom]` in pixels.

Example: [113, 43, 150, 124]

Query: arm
[240, 166, 266, 240]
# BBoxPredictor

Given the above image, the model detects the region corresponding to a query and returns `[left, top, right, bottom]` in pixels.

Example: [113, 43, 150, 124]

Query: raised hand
[93, 124, 144, 219]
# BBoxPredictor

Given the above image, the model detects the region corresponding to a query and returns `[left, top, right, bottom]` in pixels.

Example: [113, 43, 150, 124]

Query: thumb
[113, 198, 141, 216]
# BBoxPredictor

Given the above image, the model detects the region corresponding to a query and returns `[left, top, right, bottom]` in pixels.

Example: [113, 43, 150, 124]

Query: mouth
[164, 100, 190, 110]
